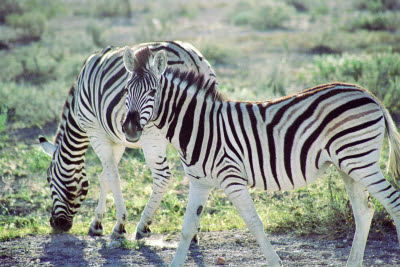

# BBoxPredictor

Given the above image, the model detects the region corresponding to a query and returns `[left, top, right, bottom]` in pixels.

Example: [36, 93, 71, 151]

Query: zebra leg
[340, 172, 374, 267]
[170, 181, 213, 267]
[88, 170, 108, 236]
[358, 171, 400, 247]
[136, 133, 172, 239]
[226, 186, 282, 267]
[90, 137, 127, 239]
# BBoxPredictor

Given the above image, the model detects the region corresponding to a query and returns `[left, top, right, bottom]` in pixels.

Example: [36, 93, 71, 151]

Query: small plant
[355, 0, 400, 12]
[345, 12, 399, 32]
[93, 0, 132, 18]
[0, 109, 7, 148]
[230, 1, 296, 30]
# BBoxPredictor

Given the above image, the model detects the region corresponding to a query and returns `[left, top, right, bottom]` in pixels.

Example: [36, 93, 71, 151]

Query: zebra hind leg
[358, 171, 400, 247]
[88, 170, 108, 236]
[339, 172, 375, 267]
[226, 186, 282, 267]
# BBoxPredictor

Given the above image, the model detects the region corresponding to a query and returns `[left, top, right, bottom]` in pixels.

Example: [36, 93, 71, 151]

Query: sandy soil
[1, 229, 399, 266]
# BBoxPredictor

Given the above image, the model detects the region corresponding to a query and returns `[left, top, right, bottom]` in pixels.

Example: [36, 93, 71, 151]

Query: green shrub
[230, 1, 296, 30]
[355, 0, 400, 12]
[345, 12, 399, 32]
[5, 12, 46, 42]
[93, 0, 132, 18]
[300, 52, 400, 113]
[0, 0, 22, 23]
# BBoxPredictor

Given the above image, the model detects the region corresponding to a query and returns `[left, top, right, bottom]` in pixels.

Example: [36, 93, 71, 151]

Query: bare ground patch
[1, 229, 399, 266]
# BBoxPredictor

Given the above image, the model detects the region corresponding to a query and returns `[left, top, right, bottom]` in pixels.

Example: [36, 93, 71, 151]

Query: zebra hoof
[135, 225, 151, 240]
[111, 224, 126, 240]
[191, 234, 200, 245]
[88, 222, 103, 236]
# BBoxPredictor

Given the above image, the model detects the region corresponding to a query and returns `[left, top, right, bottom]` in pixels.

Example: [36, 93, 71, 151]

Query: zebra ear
[39, 135, 57, 157]
[152, 50, 167, 76]
[123, 46, 136, 73]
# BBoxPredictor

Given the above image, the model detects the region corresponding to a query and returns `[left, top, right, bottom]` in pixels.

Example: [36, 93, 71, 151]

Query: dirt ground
[1, 229, 399, 266]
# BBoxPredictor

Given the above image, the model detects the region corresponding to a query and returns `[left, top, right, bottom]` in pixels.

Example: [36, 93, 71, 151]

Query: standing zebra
[122, 46, 400, 267]
[39, 41, 218, 239]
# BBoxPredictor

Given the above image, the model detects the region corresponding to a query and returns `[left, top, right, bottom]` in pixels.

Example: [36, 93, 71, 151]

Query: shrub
[93, 0, 132, 18]
[300, 52, 400, 113]
[345, 12, 399, 32]
[355, 0, 400, 12]
[230, 1, 296, 30]
[6, 12, 46, 42]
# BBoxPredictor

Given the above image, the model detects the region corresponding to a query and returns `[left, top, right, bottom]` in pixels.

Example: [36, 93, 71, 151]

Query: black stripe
[338, 149, 377, 168]
[190, 99, 207, 166]
[236, 103, 256, 188]
[202, 104, 216, 175]
[284, 89, 350, 184]
[301, 98, 379, 180]
[179, 91, 198, 158]
[325, 116, 383, 154]
[336, 133, 381, 154]
[246, 104, 267, 190]
[348, 162, 375, 175]
[226, 103, 244, 154]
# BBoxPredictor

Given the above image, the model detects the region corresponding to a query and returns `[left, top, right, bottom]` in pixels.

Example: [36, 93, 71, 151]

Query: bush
[345, 12, 399, 32]
[6, 12, 46, 42]
[230, 1, 296, 30]
[93, 0, 132, 18]
[355, 0, 400, 12]
[300, 52, 400, 113]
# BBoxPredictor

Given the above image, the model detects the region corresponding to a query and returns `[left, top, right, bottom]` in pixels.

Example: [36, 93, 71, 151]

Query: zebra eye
[148, 89, 156, 97]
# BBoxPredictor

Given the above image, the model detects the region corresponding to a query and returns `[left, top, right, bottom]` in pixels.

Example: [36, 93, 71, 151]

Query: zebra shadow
[40, 233, 89, 266]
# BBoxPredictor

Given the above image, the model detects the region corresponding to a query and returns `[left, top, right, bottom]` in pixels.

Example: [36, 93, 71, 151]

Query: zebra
[38, 41, 218, 239]
[121, 46, 400, 267]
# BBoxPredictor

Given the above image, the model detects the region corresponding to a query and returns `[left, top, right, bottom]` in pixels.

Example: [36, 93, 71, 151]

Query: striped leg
[226, 186, 282, 267]
[90, 136, 127, 239]
[170, 181, 213, 267]
[88, 170, 108, 236]
[359, 171, 400, 246]
[340, 172, 375, 267]
[136, 131, 172, 239]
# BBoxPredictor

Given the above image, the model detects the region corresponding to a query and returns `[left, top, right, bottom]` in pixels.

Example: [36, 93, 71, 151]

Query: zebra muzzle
[122, 111, 142, 142]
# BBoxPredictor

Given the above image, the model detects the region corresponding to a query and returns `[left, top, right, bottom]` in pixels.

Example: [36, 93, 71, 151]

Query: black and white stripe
[122, 48, 400, 266]
[39, 41, 218, 238]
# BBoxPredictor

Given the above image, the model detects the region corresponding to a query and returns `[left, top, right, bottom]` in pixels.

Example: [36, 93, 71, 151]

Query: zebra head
[122, 46, 167, 142]
[39, 135, 88, 232]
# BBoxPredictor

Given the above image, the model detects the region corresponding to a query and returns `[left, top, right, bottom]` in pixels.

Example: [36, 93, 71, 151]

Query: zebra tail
[382, 106, 400, 178]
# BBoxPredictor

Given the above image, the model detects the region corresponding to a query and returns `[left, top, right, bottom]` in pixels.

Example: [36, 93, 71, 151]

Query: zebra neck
[54, 96, 89, 171]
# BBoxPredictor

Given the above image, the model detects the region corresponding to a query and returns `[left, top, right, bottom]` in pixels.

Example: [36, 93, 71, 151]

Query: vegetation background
[1, 0, 400, 251]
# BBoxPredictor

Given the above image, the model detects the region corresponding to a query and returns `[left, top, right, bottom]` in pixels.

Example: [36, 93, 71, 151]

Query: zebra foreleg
[88, 170, 108, 236]
[136, 134, 172, 239]
[340, 172, 374, 267]
[91, 137, 127, 239]
[226, 186, 282, 267]
[170, 181, 213, 267]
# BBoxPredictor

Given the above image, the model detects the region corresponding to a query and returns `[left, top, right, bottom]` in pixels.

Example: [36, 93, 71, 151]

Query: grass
[1, 0, 400, 244]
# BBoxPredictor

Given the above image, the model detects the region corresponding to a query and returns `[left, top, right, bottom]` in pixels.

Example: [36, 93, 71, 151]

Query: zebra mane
[166, 68, 226, 102]
[132, 46, 153, 77]
[54, 85, 75, 146]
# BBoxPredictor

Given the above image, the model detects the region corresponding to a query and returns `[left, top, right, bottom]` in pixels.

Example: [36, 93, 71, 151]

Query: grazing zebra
[39, 41, 218, 239]
[122, 46, 400, 267]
